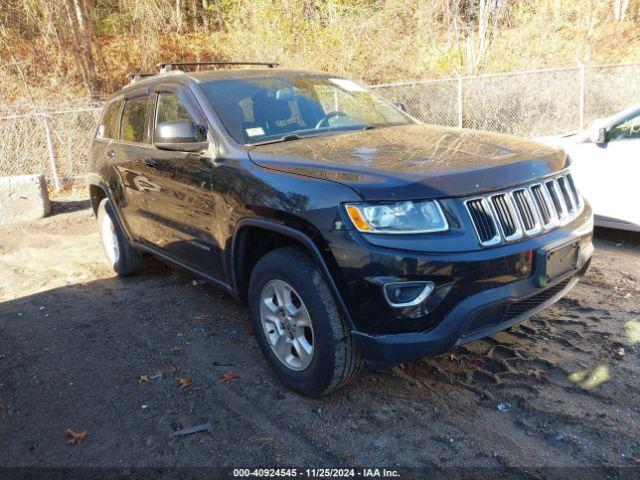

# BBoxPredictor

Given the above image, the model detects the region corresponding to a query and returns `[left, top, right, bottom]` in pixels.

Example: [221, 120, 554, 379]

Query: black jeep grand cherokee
[88, 64, 594, 396]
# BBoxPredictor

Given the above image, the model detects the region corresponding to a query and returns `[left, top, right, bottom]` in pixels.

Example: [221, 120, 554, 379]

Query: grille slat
[491, 194, 517, 237]
[531, 185, 551, 225]
[465, 172, 583, 247]
[546, 180, 566, 218]
[557, 176, 575, 213]
[513, 189, 537, 231]
[466, 198, 497, 244]
[566, 174, 581, 208]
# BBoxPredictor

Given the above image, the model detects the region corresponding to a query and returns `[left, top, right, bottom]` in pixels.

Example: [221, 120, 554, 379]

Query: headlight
[345, 200, 448, 234]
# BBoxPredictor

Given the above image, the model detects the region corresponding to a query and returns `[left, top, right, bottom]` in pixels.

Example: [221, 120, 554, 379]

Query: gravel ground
[0, 201, 639, 471]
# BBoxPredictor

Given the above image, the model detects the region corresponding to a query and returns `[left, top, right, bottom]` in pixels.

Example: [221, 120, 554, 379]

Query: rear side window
[97, 99, 122, 140]
[120, 96, 149, 143]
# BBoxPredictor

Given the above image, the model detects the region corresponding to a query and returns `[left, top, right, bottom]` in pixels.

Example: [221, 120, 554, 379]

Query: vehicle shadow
[49, 199, 92, 215]
[594, 226, 640, 247]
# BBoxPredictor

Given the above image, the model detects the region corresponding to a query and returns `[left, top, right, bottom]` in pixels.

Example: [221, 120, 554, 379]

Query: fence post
[577, 62, 585, 130]
[41, 110, 61, 192]
[455, 70, 463, 128]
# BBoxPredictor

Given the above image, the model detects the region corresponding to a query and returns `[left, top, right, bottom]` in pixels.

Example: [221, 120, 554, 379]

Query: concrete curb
[0, 174, 51, 225]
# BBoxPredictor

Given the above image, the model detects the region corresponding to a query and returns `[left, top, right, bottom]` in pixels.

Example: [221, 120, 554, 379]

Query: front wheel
[248, 247, 363, 396]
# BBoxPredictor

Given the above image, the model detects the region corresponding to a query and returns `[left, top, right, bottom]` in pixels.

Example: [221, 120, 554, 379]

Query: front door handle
[106, 150, 117, 158]
[145, 158, 159, 167]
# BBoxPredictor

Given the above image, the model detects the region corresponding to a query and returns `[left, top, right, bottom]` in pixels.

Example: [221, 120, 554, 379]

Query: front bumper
[329, 204, 594, 365]
[352, 257, 590, 364]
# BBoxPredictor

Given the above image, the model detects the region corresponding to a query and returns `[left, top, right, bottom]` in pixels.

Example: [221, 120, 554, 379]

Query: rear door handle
[145, 158, 159, 167]
[106, 150, 117, 158]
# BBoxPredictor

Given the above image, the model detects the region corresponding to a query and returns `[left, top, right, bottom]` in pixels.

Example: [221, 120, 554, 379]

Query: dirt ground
[1, 201, 639, 471]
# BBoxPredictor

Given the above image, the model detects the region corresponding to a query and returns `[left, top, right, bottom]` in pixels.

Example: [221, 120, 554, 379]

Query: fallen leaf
[345, 452, 356, 463]
[173, 345, 182, 352]
[65, 428, 87, 445]
[138, 374, 150, 384]
[244, 326, 255, 337]
[219, 372, 238, 383]
[194, 315, 206, 321]
[178, 376, 192, 389]
[632, 457, 640, 465]
[449, 353, 457, 361]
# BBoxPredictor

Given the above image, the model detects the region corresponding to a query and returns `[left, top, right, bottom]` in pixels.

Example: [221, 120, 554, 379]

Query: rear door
[136, 85, 224, 279]
[104, 90, 155, 240]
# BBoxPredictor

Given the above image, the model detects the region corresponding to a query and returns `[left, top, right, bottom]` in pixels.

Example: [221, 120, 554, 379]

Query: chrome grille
[465, 173, 582, 247]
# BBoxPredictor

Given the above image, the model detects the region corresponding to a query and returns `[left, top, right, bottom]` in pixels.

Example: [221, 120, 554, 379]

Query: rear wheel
[249, 247, 363, 396]
[97, 198, 144, 276]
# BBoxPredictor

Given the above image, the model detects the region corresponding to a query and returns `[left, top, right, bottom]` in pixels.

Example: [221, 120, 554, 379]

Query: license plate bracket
[536, 239, 580, 287]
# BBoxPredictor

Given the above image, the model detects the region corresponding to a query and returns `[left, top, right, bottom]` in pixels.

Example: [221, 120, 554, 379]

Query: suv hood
[248, 124, 567, 201]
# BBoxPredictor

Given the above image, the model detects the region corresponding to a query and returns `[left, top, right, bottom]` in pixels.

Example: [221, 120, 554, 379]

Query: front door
[136, 88, 224, 280]
[569, 110, 640, 227]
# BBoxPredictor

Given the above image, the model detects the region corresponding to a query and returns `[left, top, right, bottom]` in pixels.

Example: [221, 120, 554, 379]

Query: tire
[97, 198, 144, 276]
[248, 246, 363, 396]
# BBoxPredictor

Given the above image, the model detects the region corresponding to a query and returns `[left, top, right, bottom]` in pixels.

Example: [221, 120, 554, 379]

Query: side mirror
[589, 126, 607, 144]
[395, 103, 407, 113]
[154, 120, 209, 152]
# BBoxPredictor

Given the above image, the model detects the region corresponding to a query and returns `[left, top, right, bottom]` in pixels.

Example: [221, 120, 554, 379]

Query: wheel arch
[231, 218, 356, 331]
[87, 174, 111, 216]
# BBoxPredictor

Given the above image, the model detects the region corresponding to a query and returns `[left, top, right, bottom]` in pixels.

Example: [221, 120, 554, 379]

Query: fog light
[383, 281, 435, 308]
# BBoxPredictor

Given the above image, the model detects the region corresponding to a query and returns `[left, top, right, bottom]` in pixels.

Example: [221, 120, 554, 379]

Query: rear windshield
[200, 75, 409, 144]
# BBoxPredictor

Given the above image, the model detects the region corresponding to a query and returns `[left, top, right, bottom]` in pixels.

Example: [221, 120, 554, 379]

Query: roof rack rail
[157, 61, 279, 73]
[127, 72, 156, 85]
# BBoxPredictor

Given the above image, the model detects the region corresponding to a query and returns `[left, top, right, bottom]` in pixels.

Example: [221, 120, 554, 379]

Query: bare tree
[0, 19, 35, 103]
[63, 0, 90, 90]
[65, 0, 99, 99]
[202, 0, 209, 31]
[176, 0, 183, 33]
[614, 0, 630, 21]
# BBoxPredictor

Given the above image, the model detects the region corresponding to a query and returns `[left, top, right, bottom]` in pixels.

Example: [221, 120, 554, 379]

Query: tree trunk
[202, 0, 209, 32]
[63, 0, 90, 92]
[176, 0, 183, 33]
[69, 0, 99, 99]
[614, 0, 630, 22]
[0, 20, 35, 103]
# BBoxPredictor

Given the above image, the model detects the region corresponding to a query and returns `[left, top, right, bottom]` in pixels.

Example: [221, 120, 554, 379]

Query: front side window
[97, 99, 122, 139]
[156, 92, 194, 124]
[609, 111, 640, 141]
[200, 75, 410, 144]
[120, 96, 149, 143]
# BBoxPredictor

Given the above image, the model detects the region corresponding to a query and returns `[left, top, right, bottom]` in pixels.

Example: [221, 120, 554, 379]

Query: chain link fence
[371, 62, 640, 137]
[0, 62, 638, 195]
[0, 106, 100, 193]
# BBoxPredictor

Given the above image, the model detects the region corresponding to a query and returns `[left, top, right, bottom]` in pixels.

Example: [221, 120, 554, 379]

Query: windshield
[200, 75, 411, 144]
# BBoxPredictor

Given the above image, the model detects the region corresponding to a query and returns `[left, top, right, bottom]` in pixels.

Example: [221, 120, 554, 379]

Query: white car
[537, 103, 640, 232]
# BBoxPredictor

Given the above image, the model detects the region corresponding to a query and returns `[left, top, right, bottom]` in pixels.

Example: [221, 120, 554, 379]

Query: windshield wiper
[279, 134, 303, 141]
[251, 133, 304, 146]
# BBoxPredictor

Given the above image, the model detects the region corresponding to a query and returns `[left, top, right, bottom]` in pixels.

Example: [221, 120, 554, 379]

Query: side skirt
[133, 240, 241, 302]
